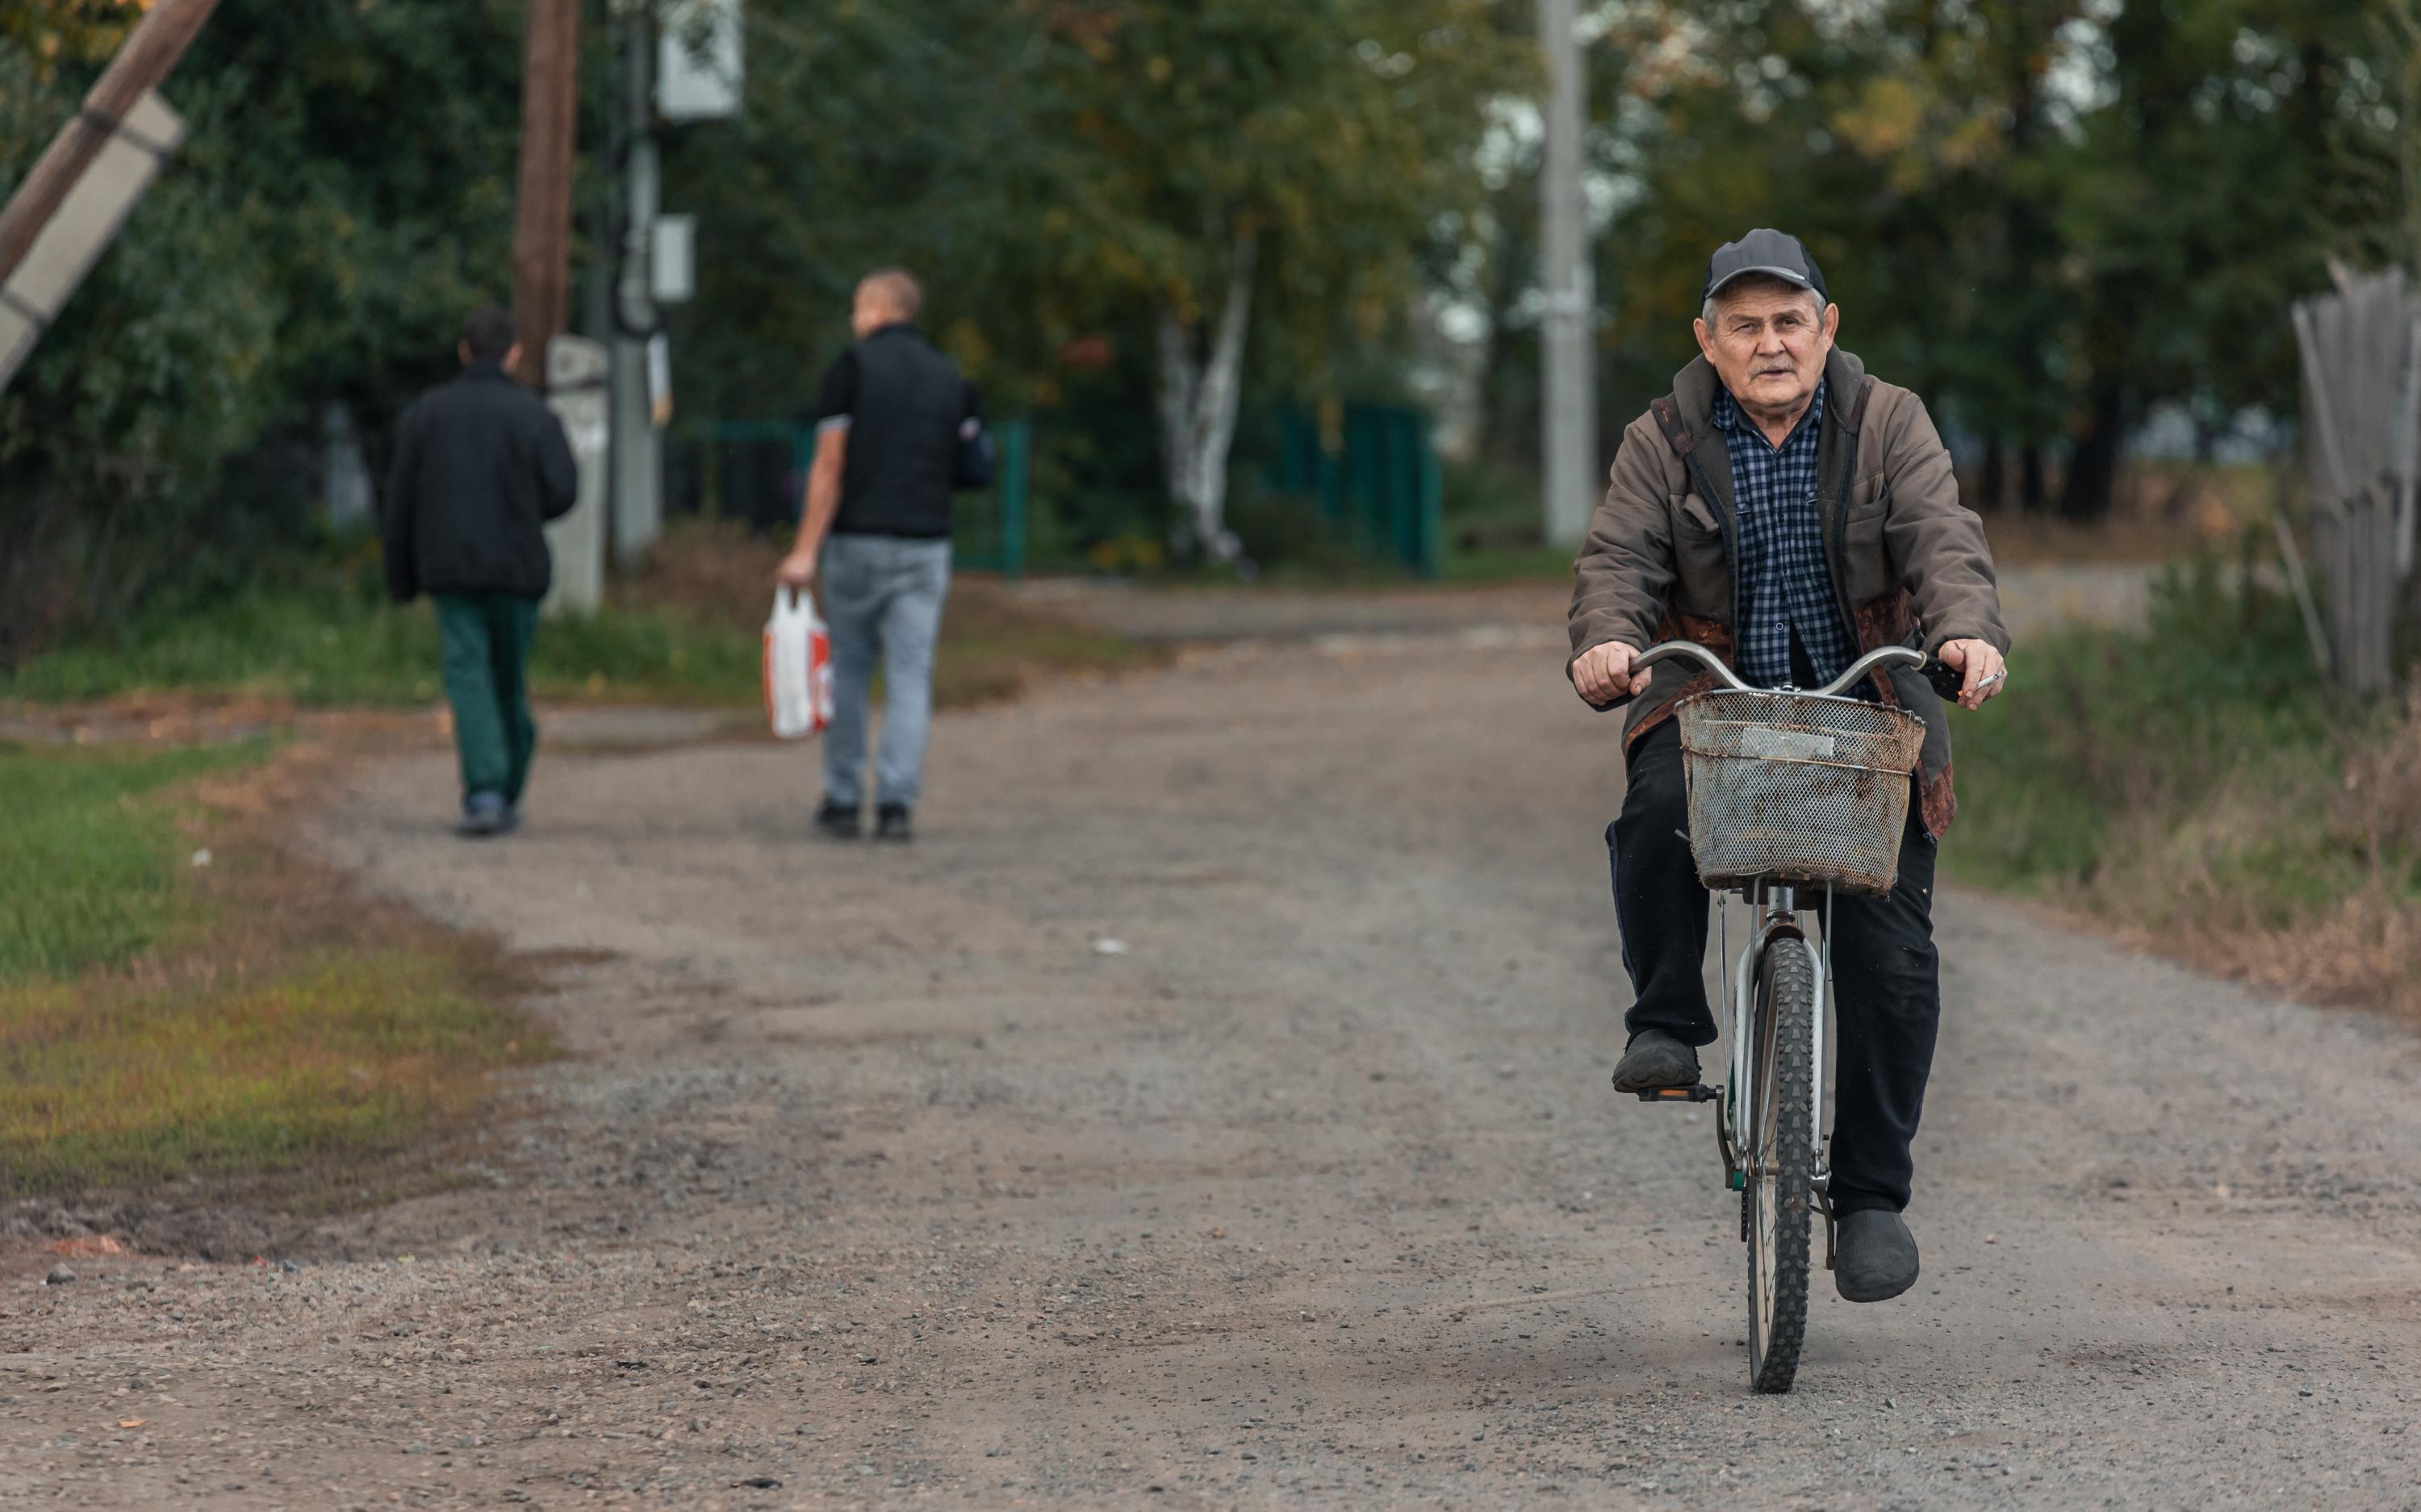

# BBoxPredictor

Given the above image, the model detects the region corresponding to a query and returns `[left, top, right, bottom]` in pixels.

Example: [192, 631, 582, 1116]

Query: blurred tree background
[2, 0, 2415, 664]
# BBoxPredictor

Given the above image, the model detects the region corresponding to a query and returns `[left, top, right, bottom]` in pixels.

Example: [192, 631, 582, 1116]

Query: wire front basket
[1674, 689, 1926, 896]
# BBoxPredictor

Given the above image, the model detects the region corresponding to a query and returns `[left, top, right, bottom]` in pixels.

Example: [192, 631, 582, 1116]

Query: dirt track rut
[6, 622, 2420, 1510]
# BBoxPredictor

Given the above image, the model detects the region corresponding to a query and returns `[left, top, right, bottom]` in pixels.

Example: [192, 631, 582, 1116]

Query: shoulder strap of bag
[1649, 395, 1691, 456]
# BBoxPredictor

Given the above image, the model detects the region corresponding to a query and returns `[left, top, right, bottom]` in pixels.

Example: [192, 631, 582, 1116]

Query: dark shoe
[457, 792, 509, 838]
[814, 799, 861, 841]
[1834, 1209, 1920, 1302]
[1610, 1028, 1699, 1092]
[874, 803, 914, 843]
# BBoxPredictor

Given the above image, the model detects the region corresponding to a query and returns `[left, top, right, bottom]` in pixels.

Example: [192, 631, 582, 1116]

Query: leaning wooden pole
[509, 0, 583, 391]
[0, 0, 223, 285]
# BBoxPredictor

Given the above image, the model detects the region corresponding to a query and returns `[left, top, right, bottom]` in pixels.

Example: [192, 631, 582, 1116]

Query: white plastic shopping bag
[763, 587, 833, 740]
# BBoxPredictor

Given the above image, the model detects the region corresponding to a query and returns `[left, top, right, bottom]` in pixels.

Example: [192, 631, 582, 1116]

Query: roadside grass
[0, 557, 759, 707]
[0, 741, 555, 1209]
[1946, 559, 2421, 1015]
[1, 524, 1158, 712]
[1, 741, 260, 980]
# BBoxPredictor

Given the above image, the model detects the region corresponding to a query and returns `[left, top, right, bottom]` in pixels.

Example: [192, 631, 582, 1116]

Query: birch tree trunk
[1154, 228, 1258, 564]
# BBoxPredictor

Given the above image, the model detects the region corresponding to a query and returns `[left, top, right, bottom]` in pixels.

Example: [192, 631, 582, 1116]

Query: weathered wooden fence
[2292, 266, 2421, 696]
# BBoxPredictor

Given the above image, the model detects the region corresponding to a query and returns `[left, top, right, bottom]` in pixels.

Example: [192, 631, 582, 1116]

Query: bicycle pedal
[1633, 1084, 1720, 1104]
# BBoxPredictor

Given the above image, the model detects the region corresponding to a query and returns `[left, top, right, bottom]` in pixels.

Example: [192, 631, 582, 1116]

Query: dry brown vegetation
[621, 519, 1166, 708]
[1951, 566, 2421, 1024]
[1977, 462, 2277, 567]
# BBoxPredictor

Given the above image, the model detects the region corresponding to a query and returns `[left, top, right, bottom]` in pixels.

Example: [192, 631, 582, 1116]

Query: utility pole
[509, 0, 583, 391]
[0, 0, 220, 285]
[1537, 0, 1595, 547]
[509, 0, 607, 612]
[609, 0, 665, 569]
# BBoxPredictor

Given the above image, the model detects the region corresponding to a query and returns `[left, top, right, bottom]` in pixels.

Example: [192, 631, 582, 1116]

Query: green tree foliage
[0, 0, 545, 663]
[1588, 0, 2396, 518]
[10, 0, 2421, 660]
[665, 0, 1524, 558]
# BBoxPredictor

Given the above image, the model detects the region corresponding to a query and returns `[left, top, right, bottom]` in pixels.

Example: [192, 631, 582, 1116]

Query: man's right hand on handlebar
[1572, 641, 1644, 706]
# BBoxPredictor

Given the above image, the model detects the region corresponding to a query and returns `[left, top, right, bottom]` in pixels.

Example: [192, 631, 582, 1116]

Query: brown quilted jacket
[1566, 346, 2010, 836]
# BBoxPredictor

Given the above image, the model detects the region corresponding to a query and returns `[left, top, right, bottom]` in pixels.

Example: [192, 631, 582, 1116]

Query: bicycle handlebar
[1627, 641, 1928, 700]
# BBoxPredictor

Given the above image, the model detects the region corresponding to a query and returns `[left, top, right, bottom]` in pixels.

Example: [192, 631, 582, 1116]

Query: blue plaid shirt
[1711, 382, 1859, 689]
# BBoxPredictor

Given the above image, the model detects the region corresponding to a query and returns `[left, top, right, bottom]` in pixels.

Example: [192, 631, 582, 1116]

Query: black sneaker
[1610, 1027, 1700, 1092]
[874, 803, 914, 843]
[814, 799, 861, 841]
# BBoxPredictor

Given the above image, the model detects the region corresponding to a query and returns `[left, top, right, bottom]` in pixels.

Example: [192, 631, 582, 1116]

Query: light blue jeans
[819, 533, 952, 808]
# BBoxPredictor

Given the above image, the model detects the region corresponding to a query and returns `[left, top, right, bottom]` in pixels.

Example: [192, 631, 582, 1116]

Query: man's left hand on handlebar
[1938, 638, 2006, 711]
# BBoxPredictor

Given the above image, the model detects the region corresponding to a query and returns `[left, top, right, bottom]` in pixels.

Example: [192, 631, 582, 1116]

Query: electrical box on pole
[545, 335, 612, 616]
[651, 215, 696, 304]
[658, 0, 743, 121]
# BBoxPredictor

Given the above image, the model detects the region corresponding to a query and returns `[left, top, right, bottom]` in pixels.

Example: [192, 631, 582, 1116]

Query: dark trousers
[433, 591, 539, 804]
[1609, 720, 1941, 1214]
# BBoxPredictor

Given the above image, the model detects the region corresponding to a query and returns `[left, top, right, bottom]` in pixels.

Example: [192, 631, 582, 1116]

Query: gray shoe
[1610, 1028, 1700, 1092]
[1834, 1209, 1920, 1302]
[457, 792, 508, 838]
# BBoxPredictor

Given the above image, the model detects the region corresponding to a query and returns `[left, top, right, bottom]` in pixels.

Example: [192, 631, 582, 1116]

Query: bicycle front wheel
[1745, 935, 1816, 1394]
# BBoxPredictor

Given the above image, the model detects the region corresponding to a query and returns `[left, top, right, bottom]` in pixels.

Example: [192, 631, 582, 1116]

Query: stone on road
[4, 629, 2418, 1510]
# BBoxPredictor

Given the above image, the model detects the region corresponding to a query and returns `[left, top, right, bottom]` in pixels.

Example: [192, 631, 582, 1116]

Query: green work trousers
[433, 591, 540, 804]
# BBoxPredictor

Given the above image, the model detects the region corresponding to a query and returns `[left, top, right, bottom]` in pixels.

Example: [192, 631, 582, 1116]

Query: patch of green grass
[1, 567, 760, 708]
[4, 533, 1157, 712]
[0, 740, 266, 982]
[0, 738, 558, 1201]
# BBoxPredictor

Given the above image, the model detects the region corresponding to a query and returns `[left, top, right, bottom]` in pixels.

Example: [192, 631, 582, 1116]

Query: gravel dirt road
[6, 612, 2420, 1510]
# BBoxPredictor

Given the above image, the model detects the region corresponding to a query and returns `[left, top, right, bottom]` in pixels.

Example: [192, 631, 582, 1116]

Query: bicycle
[1619, 638, 1949, 1394]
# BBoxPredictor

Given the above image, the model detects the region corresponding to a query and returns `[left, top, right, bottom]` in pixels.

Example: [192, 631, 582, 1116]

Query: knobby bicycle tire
[1746, 937, 1816, 1394]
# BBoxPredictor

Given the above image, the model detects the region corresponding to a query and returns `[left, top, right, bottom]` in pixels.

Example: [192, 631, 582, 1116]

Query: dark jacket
[1567, 346, 2010, 836]
[381, 362, 578, 602]
[812, 324, 980, 540]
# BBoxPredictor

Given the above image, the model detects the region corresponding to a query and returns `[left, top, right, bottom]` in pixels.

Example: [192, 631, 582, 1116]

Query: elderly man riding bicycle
[1569, 228, 2010, 1305]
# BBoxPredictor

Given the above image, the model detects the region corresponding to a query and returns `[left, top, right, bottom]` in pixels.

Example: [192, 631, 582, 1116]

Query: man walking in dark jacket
[383, 307, 579, 837]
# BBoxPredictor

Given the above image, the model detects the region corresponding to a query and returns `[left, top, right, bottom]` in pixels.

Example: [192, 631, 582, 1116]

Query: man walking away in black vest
[382, 307, 579, 837]
[777, 269, 982, 844]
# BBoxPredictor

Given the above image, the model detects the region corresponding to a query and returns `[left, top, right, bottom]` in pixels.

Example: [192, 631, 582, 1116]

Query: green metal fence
[1272, 401, 1443, 578]
[672, 403, 1436, 578]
